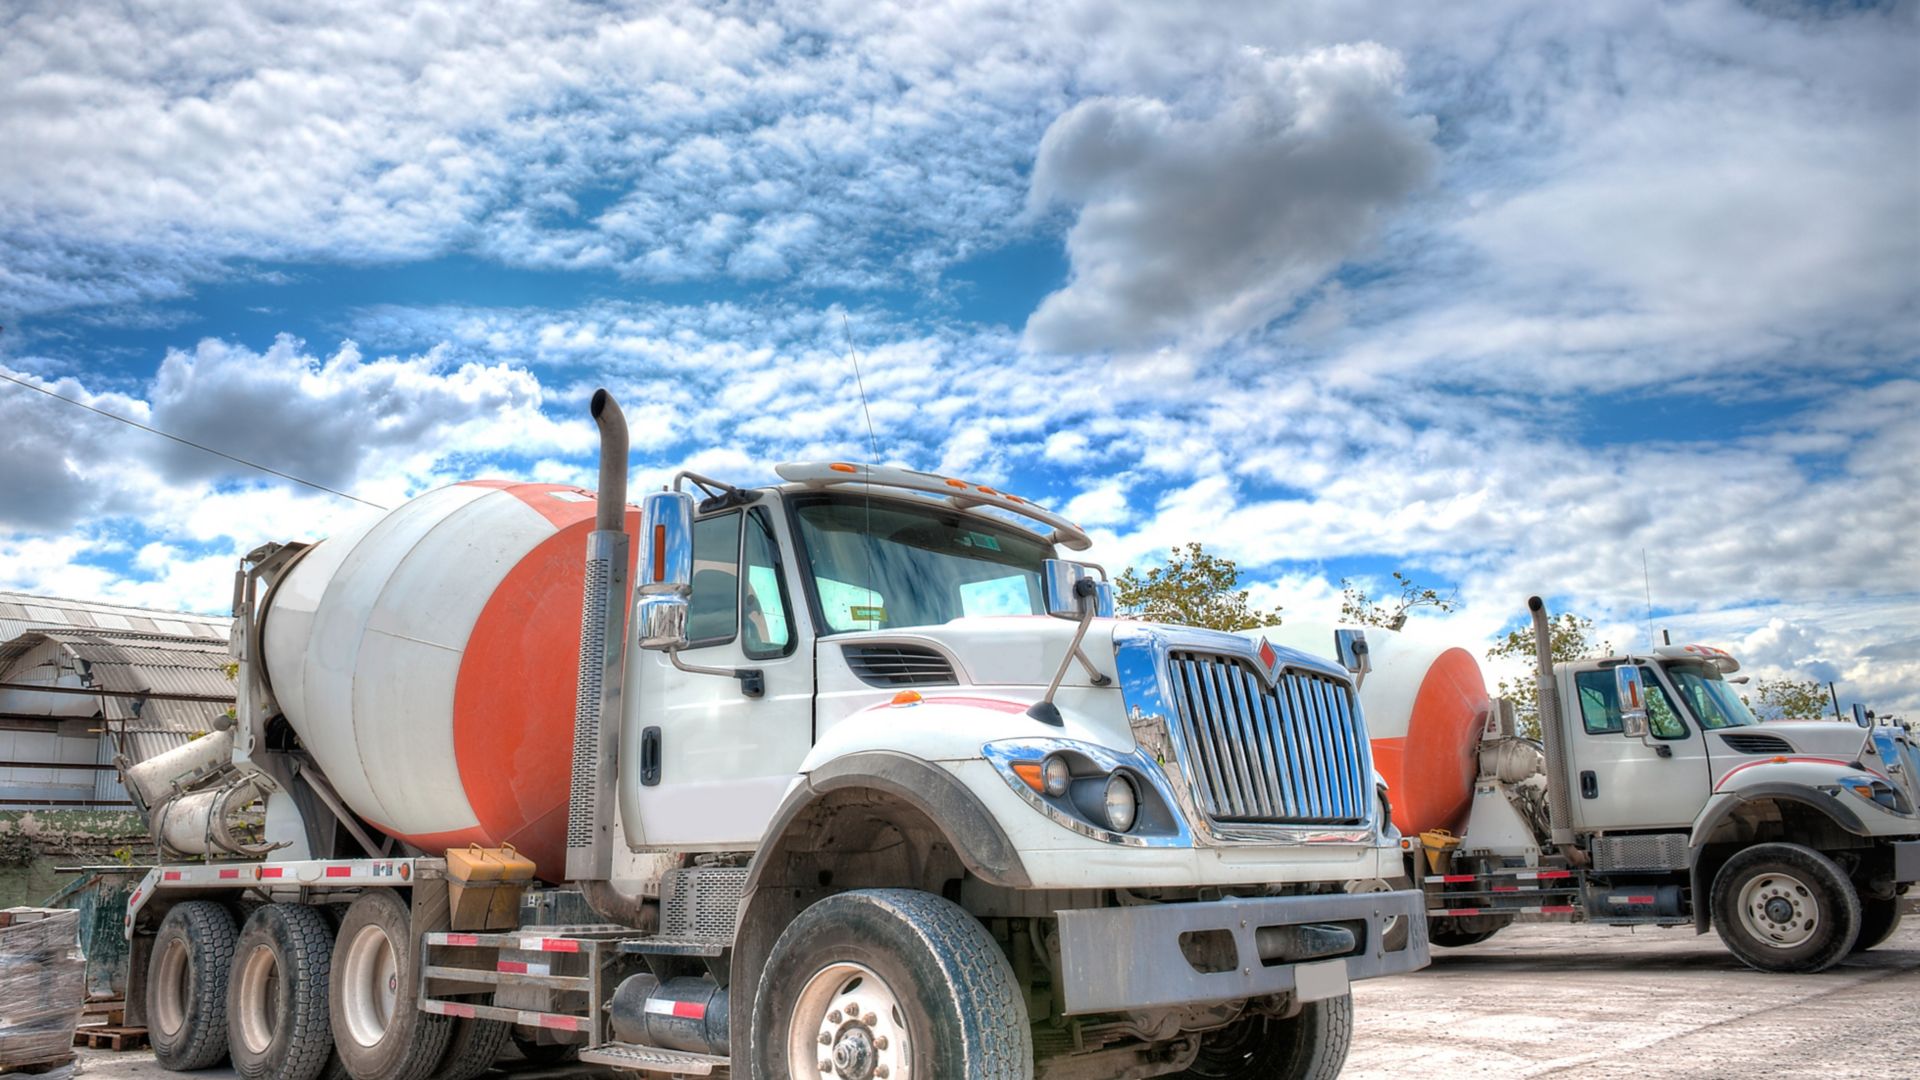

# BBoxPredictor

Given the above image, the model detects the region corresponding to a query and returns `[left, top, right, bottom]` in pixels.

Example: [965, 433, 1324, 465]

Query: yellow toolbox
[445, 844, 536, 930]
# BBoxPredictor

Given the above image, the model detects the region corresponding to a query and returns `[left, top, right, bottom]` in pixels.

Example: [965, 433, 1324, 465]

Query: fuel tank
[261, 481, 634, 879]
[1254, 623, 1489, 837]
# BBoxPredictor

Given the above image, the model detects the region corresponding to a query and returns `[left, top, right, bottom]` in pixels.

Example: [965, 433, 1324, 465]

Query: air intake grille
[842, 644, 956, 687]
[1719, 732, 1794, 755]
[1163, 652, 1369, 824]
[660, 867, 748, 942]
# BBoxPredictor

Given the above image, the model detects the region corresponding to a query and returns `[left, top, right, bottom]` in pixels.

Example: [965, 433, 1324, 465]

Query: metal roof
[0, 628, 236, 765]
[0, 590, 228, 646]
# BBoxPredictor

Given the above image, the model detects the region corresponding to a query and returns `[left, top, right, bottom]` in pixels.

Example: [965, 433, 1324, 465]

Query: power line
[0, 369, 389, 510]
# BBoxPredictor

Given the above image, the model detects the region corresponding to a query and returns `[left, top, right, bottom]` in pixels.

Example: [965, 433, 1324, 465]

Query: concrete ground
[74, 917, 1920, 1079]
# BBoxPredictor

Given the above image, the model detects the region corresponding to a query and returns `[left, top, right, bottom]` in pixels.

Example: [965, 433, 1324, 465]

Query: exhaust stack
[566, 389, 631, 883]
[1528, 596, 1577, 847]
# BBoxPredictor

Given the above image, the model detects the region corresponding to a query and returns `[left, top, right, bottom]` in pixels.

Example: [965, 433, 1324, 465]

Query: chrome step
[579, 1041, 729, 1075]
[617, 935, 728, 958]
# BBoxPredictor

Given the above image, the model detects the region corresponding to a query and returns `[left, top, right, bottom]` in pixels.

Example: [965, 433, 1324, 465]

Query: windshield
[791, 494, 1053, 633]
[1663, 662, 1761, 730]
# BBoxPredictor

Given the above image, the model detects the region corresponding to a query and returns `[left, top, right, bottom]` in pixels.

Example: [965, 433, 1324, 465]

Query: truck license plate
[1295, 958, 1350, 1002]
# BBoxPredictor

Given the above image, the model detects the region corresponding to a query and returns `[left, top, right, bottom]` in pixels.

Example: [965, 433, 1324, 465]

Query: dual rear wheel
[145, 892, 501, 1080]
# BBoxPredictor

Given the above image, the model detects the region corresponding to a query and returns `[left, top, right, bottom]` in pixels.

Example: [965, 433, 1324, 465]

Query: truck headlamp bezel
[983, 738, 1187, 847]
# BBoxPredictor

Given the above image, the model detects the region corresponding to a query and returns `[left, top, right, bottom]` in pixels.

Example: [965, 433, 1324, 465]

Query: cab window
[1575, 667, 1689, 739]
[742, 509, 794, 659]
[686, 512, 741, 645]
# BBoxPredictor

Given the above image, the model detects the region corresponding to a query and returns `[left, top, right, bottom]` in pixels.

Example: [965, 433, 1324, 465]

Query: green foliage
[1744, 677, 1830, 721]
[1485, 612, 1610, 739]
[1115, 543, 1283, 632]
[1339, 571, 1457, 631]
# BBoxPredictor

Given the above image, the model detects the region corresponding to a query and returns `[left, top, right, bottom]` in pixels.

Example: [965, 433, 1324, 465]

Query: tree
[1744, 678, 1830, 721]
[1115, 543, 1283, 631]
[1485, 612, 1610, 739]
[1340, 571, 1457, 631]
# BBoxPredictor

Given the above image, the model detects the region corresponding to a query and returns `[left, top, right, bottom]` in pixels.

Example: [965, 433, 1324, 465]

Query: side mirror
[1615, 665, 1650, 739]
[636, 491, 694, 651]
[1041, 559, 1110, 620]
[1334, 629, 1371, 679]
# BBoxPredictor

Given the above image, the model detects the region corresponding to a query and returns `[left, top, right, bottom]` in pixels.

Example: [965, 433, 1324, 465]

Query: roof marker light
[830, 463, 858, 473]
[891, 690, 923, 706]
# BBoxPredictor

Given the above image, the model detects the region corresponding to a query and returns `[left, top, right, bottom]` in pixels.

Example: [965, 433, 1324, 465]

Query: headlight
[1839, 775, 1908, 813]
[1103, 772, 1139, 832]
[1042, 754, 1072, 797]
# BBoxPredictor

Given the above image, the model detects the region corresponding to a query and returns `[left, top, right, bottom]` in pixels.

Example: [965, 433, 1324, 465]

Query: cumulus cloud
[1023, 43, 1437, 353]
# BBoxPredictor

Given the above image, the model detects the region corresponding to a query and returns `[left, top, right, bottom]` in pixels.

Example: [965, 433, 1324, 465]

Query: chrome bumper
[1054, 889, 1428, 1015]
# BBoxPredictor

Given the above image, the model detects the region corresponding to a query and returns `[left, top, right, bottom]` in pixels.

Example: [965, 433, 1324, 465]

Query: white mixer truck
[117, 390, 1425, 1080]
[1264, 603, 1920, 973]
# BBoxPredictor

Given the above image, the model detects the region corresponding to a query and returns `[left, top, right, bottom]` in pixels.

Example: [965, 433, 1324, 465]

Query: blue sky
[1, 0, 1915, 711]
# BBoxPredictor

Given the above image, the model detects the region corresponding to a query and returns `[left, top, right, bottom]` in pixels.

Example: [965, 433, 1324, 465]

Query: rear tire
[331, 890, 452, 1080]
[430, 1016, 511, 1080]
[1852, 895, 1903, 953]
[148, 901, 238, 1071]
[1711, 842, 1860, 973]
[1175, 996, 1353, 1080]
[227, 903, 336, 1080]
[749, 888, 1031, 1079]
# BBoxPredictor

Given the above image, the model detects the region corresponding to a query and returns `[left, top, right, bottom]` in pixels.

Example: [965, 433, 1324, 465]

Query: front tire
[1711, 843, 1860, 973]
[1428, 926, 1499, 949]
[1176, 996, 1353, 1080]
[148, 901, 238, 1071]
[1852, 895, 1903, 953]
[331, 890, 452, 1080]
[749, 888, 1031, 1079]
[227, 904, 336, 1080]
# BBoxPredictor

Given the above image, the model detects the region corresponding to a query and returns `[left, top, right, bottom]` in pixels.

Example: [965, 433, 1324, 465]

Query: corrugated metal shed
[0, 591, 227, 646]
[0, 628, 236, 809]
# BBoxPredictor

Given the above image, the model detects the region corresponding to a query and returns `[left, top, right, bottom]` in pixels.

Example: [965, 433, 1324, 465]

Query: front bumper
[1054, 889, 1428, 1015]
[1894, 839, 1920, 884]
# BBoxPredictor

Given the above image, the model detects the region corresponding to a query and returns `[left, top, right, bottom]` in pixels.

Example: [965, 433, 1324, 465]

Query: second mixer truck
[1265, 604, 1920, 973]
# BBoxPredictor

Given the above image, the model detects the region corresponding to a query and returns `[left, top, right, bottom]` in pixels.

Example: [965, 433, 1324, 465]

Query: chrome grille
[1163, 651, 1369, 824]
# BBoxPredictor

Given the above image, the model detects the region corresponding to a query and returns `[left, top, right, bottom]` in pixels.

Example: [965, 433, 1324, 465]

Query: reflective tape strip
[498, 960, 551, 976]
[423, 1000, 476, 1019]
[260, 867, 284, 879]
[218, 869, 241, 880]
[643, 998, 707, 1020]
[518, 937, 581, 953]
[162, 871, 182, 881]
[1438, 874, 1477, 883]
[524, 1011, 590, 1032]
[325, 865, 353, 878]
[432, 933, 481, 947]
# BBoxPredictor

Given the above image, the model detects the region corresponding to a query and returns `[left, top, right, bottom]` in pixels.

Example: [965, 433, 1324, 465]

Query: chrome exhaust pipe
[1528, 596, 1576, 847]
[567, 390, 632, 884]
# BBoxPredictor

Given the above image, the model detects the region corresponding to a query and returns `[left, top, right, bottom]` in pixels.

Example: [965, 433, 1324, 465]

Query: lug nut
[876, 1068, 890, 1079]
[819, 1061, 833, 1073]
[863, 1012, 877, 1027]
[874, 1035, 889, 1050]
[828, 1009, 842, 1023]
[819, 1032, 832, 1045]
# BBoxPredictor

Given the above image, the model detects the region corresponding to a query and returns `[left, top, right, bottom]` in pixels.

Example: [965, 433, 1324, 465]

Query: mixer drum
[262, 481, 635, 879]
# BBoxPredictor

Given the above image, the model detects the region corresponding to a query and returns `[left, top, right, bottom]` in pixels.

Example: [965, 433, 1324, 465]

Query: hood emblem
[1256, 637, 1281, 683]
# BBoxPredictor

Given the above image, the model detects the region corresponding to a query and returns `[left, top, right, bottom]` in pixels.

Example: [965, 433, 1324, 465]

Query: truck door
[1565, 664, 1710, 831]
[625, 504, 815, 848]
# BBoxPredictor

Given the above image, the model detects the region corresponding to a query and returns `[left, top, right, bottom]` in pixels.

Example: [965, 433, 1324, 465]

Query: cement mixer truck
[1262, 604, 1920, 974]
[115, 389, 1424, 1080]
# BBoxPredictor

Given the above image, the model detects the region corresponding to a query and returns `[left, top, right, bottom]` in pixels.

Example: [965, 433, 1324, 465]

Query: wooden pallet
[0, 1053, 77, 1075]
[80, 999, 125, 1027]
[72, 1026, 147, 1051]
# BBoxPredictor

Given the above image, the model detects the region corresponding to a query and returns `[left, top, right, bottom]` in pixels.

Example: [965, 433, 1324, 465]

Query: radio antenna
[1642, 548, 1655, 651]
[841, 311, 881, 629]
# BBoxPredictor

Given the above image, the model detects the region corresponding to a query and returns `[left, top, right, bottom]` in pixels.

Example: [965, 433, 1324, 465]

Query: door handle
[1580, 770, 1598, 799]
[640, 726, 662, 787]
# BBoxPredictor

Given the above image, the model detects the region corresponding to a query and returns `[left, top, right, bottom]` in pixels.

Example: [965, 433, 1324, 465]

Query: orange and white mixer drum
[261, 481, 636, 880]
[1258, 623, 1489, 837]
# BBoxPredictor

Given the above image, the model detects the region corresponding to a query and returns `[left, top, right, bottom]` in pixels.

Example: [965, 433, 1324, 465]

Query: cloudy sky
[1, 0, 1915, 712]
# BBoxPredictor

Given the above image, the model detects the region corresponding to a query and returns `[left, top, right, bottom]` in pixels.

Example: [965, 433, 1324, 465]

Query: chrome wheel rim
[1738, 870, 1818, 949]
[152, 936, 190, 1037]
[786, 961, 910, 1080]
[341, 923, 400, 1048]
[235, 943, 280, 1054]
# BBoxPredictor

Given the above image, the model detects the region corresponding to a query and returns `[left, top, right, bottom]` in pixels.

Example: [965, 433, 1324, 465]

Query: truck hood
[1727, 720, 1868, 761]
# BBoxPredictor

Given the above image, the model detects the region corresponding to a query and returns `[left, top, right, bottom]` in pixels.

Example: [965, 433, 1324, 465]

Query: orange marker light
[891, 690, 923, 706]
[830, 463, 858, 473]
[1012, 762, 1046, 792]
[652, 525, 667, 582]
[945, 478, 968, 488]
[977, 485, 996, 494]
